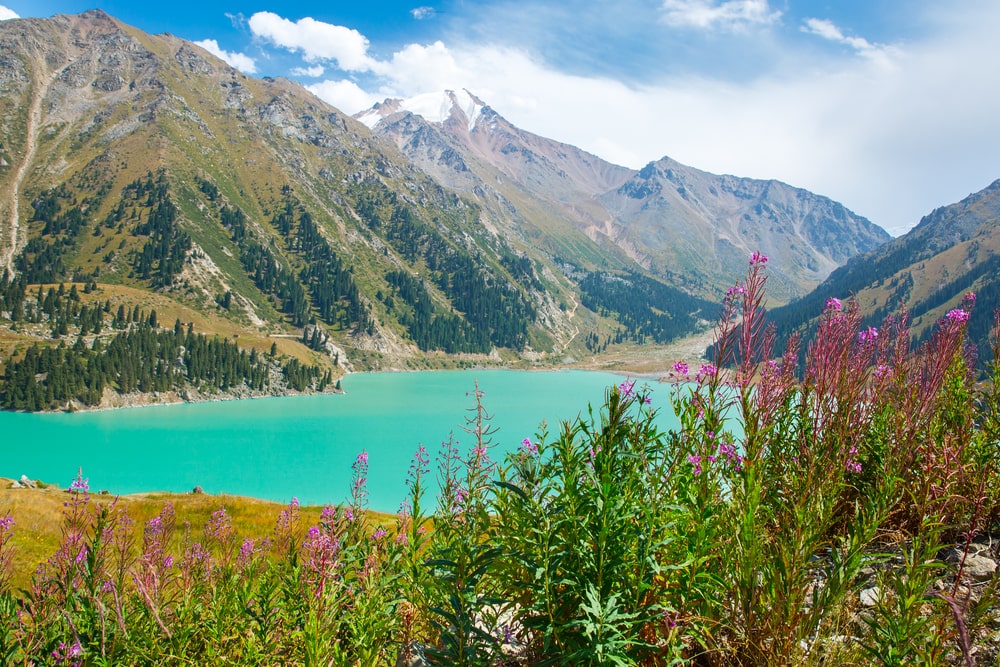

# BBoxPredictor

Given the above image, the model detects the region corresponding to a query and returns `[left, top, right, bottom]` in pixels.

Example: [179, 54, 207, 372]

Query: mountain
[0, 10, 582, 376]
[359, 89, 890, 303]
[0, 9, 723, 384]
[357, 90, 640, 273]
[0, 11, 892, 403]
[599, 158, 890, 303]
[768, 179, 1000, 359]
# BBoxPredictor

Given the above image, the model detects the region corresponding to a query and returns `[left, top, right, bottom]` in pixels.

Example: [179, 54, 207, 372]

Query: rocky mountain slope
[768, 179, 1000, 359]
[0, 10, 580, 374]
[359, 90, 890, 303]
[599, 157, 889, 302]
[0, 10, 891, 391]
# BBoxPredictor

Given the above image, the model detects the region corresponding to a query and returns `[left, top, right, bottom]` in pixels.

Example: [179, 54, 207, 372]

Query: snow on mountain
[359, 90, 891, 302]
[355, 89, 484, 132]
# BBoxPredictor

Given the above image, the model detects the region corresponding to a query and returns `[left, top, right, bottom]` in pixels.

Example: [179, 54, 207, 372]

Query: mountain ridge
[767, 178, 1000, 363]
[0, 10, 903, 412]
[358, 89, 890, 303]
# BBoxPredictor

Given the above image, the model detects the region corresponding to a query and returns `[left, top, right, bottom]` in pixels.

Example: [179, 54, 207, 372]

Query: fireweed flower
[1, 514, 18, 588]
[717, 441, 743, 470]
[858, 327, 879, 345]
[320, 505, 337, 525]
[519, 437, 539, 456]
[301, 525, 342, 598]
[618, 379, 636, 397]
[414, 444, 430, 466]
[51, 638, 83, 665]
[688, 455, 703, 475]
[351, 450, 370, 511]
[696, 364, 717, 383]
[825, 297, 843, 312]
[672, 361, 689, 376]
[946, 308, 970, 324]
[68, 470, 89, 494]
[205, 508, 234, 549]
[274, 497, 301, 551]
[750, 251, 769, 265]
[236, 538, 257, 571]
[180, 542, 210, 583]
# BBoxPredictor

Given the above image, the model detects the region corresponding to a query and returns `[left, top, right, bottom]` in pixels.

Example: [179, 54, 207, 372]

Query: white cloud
[308, 79, 382, 114]
[375, 41, 468, 92]
[802, 18, 899, 68]
[291, 64, 325, 77]
[411, 7, 436, 20]
[660, 0, 780, 30]
[248, 12, 376, 71]
[0, 5, 19, 21]
[193, 39, 257, 73]
[287, 3, 1000, 235]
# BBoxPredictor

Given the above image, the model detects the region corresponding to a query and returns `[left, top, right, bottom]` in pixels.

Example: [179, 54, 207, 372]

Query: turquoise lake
[0, 370, 679, 512]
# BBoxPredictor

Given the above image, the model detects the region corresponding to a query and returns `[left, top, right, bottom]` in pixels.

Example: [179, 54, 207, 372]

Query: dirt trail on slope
[2, 61, 59, 276]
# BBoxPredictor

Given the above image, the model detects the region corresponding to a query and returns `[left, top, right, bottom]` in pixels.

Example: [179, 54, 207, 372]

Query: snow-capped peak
[356, 89, 485, 132]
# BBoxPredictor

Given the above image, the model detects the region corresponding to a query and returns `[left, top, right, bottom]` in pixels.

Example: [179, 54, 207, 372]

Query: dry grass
[0, 281, 341, 376]
[0, 477, 394, 591]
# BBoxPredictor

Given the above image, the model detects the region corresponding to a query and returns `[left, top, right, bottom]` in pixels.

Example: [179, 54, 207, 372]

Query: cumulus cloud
[291, 64, 325, 77]
[0, 4, 19, 21]
[375, 41, 468, 92]
[249, 12, 375, 71]
[307, 79, 382, 113]
[273, 3, 999, 235]
[193, 39, 257, 73]
[660, 0, 780, 30]
[802, 18, 899, 67]
[411, 6, 436, 20]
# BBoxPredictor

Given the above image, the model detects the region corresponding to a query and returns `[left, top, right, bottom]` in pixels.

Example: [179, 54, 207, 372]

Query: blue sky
[3, 1, 999, 236]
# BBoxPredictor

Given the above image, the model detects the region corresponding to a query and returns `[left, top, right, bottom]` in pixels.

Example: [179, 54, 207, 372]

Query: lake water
[0, 370, 679, 512]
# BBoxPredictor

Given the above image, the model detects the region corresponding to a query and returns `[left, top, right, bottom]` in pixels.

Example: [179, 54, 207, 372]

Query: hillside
[768, 179, 1000, 360]
[0, 11, 892, 409]
[360, 90, 890, 303]
[0, 11, 574, 405]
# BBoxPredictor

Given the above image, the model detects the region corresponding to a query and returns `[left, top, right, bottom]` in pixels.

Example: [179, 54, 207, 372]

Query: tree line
[350, 181, 535, 352]
[579, 270, 720, 345]
[0, 278, 331, 411]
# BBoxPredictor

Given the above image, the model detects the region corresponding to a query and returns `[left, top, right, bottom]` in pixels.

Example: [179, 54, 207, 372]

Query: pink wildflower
[946, 308, 970, 324]
[696, 363, 717, 383]
[858, 327, 878, 345]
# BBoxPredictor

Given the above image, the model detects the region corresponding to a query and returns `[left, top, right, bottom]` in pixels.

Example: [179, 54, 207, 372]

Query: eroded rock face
[361, 91, 890, 303]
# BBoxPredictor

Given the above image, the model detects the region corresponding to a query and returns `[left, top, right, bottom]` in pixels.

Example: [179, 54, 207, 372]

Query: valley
[0, 9, 995, 412]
